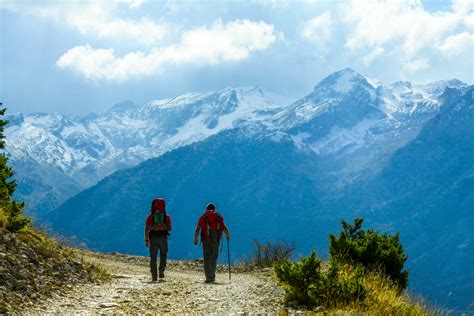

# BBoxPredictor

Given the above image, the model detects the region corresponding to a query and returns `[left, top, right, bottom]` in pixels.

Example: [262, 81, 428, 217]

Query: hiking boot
[159, 272, 165, 279]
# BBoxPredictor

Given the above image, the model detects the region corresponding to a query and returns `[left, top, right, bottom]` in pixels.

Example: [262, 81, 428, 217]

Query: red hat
[151, 198, 165, 212]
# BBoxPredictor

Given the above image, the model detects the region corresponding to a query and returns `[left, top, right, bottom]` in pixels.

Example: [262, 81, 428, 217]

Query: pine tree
[0, 103, 29, 231]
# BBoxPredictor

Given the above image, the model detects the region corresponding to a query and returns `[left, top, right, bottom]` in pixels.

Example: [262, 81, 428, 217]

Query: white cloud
[403, 58, 430, 73]
[438, 32, 474, 56]
[125, 0, 147, 9]
[1, 1, 165, 46]
[363, 47, 384, 65]
[452, 0, 474, 14]
[68, 9, 166, 46]
[57, 19, 278, 81]
[341, 0, 472, 56]
[302, 11, 332, 47]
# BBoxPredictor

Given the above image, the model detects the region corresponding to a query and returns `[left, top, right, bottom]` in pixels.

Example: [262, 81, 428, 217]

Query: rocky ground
[0, 229, 107, 313]
[24, 251, 289, 314]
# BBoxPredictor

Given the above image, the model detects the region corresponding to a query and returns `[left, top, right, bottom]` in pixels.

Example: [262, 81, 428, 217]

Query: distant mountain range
[6, 69, 473, 310]
[5, 87, 295, 214]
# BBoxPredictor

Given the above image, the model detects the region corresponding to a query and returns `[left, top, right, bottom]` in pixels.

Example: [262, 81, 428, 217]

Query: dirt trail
[26, 252, 287, 314]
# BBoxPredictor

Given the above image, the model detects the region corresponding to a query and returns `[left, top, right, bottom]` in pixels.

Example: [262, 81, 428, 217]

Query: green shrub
[329, 218, 409, 289]
[6, 201, 30, 232]
[0, 207, 7, 228]
[274, 252, 365, 308]
[0, 106, 30, 232]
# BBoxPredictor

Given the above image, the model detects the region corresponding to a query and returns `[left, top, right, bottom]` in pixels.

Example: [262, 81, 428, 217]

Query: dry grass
[275, 260, 429, 315]
[357, 270, 428, 315]
[0, 207, 8, 228]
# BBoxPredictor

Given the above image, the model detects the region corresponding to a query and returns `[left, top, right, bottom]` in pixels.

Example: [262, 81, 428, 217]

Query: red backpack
[201, 210, 223, 241]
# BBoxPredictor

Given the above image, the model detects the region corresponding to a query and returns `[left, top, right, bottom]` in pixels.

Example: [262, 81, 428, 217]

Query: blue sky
[1, 0, 473, 115]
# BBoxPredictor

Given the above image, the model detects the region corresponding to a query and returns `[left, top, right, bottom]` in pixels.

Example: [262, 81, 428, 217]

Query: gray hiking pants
[202, 239, 220, 281]
[149, 235, 168, 279]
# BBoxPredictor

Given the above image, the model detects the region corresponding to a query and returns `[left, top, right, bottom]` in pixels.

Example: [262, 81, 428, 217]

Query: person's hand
[226, 233, 230, 241]
[194, 237, 198, 246]
[145, 240, 150, 248]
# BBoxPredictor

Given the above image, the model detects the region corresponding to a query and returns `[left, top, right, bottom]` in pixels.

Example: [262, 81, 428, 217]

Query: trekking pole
[227, 238, 231, 281]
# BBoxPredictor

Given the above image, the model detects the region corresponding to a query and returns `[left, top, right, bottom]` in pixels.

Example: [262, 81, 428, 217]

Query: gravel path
[26, 252, 287, 314]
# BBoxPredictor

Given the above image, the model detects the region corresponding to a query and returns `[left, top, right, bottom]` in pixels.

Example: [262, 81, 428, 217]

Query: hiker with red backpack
[193, 203, 230, 283]
[145, 198, 172, 281]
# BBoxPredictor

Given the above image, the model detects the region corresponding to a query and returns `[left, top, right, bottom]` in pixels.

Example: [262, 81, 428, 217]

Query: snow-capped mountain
[5, 87, 295, 213]
[5, 69, 468, 214]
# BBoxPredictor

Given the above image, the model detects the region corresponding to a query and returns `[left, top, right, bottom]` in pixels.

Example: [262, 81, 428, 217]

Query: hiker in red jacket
[194, 203, 230, 283]
[145, 198, 172, 281]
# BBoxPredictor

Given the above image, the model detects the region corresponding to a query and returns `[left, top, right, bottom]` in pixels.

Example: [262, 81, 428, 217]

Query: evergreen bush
[0, 105, 30, 232]
[329, 218, 409, 289]
[274, 252, 365, 308]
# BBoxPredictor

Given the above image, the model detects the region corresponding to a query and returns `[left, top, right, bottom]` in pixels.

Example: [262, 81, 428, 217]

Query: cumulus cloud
[302, 11, 332, 47]
[57, 19, 278, 81]
[1, 1, 165, 46]
[438, 32, 474, 56]
[341, 0, 472, 57]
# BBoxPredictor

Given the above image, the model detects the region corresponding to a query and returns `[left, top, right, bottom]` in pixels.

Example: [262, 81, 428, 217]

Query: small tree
[252, 240, 294, 267]
[0, 104, 30, 232]
[329, 218, 408, 289]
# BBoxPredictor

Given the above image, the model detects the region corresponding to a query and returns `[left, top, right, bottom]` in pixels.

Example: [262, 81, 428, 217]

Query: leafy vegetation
[275, 252, 365, 308]
[0, 104, 30, 232]
[274, 218, 425, 314]
[329, 218, 408, 289]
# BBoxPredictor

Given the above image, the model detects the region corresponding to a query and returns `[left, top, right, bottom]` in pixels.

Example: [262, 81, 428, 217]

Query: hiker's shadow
[145, 280, 166, 284]
[204, 282, 225, 285]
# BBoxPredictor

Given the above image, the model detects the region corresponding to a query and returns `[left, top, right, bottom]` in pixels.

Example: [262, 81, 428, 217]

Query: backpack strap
[216, 212, 223, 239]
[204, 214, 210, 240]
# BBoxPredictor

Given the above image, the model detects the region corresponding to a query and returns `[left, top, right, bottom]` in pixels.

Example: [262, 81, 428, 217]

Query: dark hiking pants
[202, 238, 220, 281]
[149, 235, 168, 280]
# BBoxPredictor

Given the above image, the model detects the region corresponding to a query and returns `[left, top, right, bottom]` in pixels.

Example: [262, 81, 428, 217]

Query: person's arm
[166, 215, 172, 232]
[194, 217, 203, 245]
[194, 225, 201, 245]
[222, 222, 230, 240]
[145, 216, 150, 247]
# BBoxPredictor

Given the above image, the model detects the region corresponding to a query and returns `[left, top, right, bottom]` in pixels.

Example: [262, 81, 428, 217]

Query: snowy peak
[379, 79, 469, 118]
[233, 86, 295, 108]
[417, 79, 468, 97]
[145, 86, 293, 112]
[274, 69, 380, 130]
[316, 68, 373, 93]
